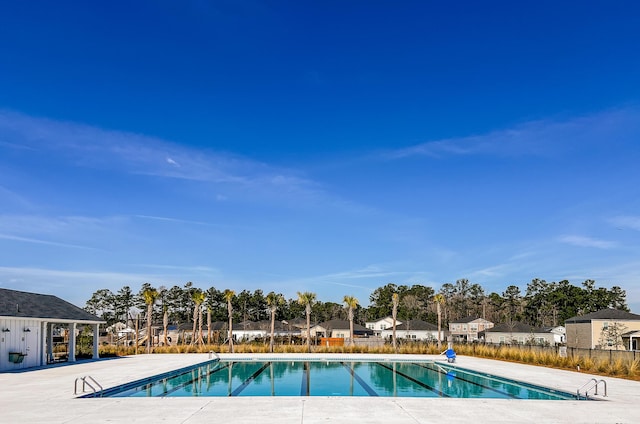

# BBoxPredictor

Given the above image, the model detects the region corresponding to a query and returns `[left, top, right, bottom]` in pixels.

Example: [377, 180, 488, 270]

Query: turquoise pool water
[90, 359, 577, 399]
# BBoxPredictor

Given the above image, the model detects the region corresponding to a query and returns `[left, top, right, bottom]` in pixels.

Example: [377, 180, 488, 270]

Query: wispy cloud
[0, 109, 323, 201]
[0, 266, 180, 306]
[0, 214, 129, 251]
[322, 265, 402, 280]
[384, 107, 640, 160]
[609, 216, 640, 231]
[132, 263, 218, 273]
[278, 264, 429, 294]
[259, 265, 406, 296]
[0, 233, 97, 250]
[470, 264, 510, 278]
[0, 184, 34, 209]
[0, 214, 124, 235]
[0, 140, 36, 150]
[133, 214, 210, 226]
[557, 235, 617, 249]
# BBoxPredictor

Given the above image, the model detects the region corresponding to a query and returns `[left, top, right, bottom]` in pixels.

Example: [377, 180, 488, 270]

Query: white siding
[380, 329, 441, 341]
[0, 318, 43, 371]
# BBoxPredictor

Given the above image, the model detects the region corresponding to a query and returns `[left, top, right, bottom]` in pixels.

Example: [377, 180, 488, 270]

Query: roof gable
[365, 316, 396, 325]
[0, 288, 103, 322]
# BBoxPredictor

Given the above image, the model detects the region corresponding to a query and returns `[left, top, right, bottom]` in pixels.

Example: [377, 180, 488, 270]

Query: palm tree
[343, 295, 359, 347]
[197, 293, 206, 345]
[297, 291, 316, 352]
[266, 292, 284, 353]
[142, 287, 159, 354]
[191, 289, 206, 345]
[207, 307, 212, 344]
[392, 292, 399, 351]
[223, 289, 235, 353]
[163, 308, 169, 346]
[433, 293, 445, 350]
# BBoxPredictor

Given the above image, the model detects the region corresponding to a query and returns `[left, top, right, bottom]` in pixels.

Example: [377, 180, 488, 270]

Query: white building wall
[365, 317, 401, 332]
[380, 329, 441, 341]
[330, 329, 350, 338]
[484, 331, 559, 345]
[233, 330, 266, 341]
[0, 318, 43, 371]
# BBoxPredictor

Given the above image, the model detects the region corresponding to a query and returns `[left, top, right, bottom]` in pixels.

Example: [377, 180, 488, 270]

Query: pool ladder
[577, 378, 607, 400]
[74, 375, 103, 397]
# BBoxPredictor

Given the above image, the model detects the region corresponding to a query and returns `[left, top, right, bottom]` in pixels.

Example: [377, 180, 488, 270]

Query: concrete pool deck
[1, 353, 639, 423]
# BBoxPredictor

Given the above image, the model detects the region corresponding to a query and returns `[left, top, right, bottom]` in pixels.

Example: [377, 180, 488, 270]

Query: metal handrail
[577, 378, 607, 399]
[209, 350, 220, 360]
[74, 377, 83, 395]
[74, 375, 103, 397]
[84, 375, 103, 394]
[592, 379, 607, 397]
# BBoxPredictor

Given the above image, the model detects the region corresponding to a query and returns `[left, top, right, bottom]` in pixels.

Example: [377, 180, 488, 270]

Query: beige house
[449, 316, 494, 342]
[565, 308, 640, 350]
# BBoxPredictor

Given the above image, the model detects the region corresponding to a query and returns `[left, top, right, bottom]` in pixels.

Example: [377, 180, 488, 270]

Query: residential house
[0, 288, 104, 371]
[365, 316, 402, 337]
[310, 320, 373, 340]
[232, 320, 298, 341]
[565, 308, 640, 350]
[481, 322, 566, 346]
[380, 319, 443, 341]
[448, 316, 494, 342]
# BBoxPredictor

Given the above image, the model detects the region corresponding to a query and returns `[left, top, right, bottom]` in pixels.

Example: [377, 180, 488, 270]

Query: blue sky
[1, 1, 640, 312]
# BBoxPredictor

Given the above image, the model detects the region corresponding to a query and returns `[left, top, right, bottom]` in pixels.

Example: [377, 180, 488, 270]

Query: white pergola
[44, 320, 103, 363]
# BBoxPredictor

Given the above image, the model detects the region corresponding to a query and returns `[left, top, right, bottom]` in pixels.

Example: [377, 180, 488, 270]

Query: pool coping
[1, 353, 640, 423]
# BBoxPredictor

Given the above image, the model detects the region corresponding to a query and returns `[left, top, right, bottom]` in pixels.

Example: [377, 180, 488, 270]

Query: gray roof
[177, 321, 229, 331]
[233, 320, 271, 331]
[485, 322, 533, 333]
[285, 317, 309, 328]
[565, 308, 640, 324]
[315, 320, 373, 335]
[395, 320, 438, 331]
[0, 288, 103, 323]
[484, 322, 562, 334]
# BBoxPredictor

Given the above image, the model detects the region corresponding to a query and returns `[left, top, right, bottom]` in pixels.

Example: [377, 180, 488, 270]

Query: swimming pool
[88, 358, 578, 400]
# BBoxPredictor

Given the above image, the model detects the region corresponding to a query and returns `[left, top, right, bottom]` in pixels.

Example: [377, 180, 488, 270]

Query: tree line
[84, 278, 628, 330]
